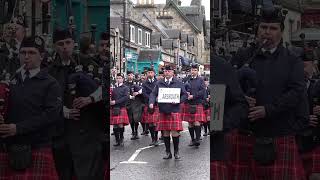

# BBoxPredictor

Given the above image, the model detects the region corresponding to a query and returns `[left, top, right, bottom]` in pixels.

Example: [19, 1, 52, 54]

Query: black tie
[24, 70, 30, 82]
[166, 80, 170, 85]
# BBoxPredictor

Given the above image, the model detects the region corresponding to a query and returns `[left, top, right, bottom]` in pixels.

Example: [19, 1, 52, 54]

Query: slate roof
[161, 39, 179, 49]
[164, 29, 181, 39]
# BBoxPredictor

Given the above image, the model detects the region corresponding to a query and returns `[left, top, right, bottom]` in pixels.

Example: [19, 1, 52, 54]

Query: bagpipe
[236, 40, 267, 134]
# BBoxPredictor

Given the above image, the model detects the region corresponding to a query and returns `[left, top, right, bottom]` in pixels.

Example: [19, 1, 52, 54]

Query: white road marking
[120, 126, 189, 164]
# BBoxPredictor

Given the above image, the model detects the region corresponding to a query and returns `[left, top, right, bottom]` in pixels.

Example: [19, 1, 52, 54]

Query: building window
[145, 32, 150, 47]
[130, 25, 135, 43]
[138, 29, 142, 45]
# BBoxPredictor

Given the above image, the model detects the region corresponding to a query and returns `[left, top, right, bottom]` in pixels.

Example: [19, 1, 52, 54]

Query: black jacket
[233, 46, 305, 137]
[6, 69, 62, 146]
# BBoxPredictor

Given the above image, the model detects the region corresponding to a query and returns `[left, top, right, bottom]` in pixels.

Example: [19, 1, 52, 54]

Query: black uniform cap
[100, 32, 109, 40]
[20, 36, 45, 53]
[127, 71, 134, 75]
[53, 29, 73, 43]
[259, 9, 285, 30]
[117, 73, 124, 78]
[303, 49, 315, 62]
[158, 70, 164, 75]
[146, 67, 154, 72]
[191, 63, 198, 69]
[164, 65, 174, 71]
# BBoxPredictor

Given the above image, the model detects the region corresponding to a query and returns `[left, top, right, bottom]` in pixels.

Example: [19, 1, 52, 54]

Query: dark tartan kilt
[204, 108, 211, 123]
[222, 130, 306, 180]
[301, 145, 320, 177]
[0, 147, 58, 180]
[156, 113, 183, 131]
[211, 161, 229, 180]
[183, 104, 206, 123]
[110, 107, 129, 125]
[141, 106, 159, 124]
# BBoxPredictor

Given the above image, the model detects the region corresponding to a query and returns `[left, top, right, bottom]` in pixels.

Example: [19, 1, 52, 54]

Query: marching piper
[149, 65, 187, 159]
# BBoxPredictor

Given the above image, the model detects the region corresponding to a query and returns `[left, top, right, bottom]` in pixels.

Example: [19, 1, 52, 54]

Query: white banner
[210, 84, 226, 131]
[158, 88, 181, 103]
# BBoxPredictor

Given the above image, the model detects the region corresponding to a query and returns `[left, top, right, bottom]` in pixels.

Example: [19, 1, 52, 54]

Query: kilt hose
[0, 147, 58, 180]
[211, 130, 306, 180]
[301, 145, 320, 177]
[182, 104, 206, 123]
[156, 113, 183, 131]
[110, 107, 129, 125]
[141, 106, 160, 124]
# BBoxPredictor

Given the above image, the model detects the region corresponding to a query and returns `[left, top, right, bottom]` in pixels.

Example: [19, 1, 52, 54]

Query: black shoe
[188, 140, 195, 146]
[163, 152, 172, 159]
[141, 131, 146, 135]
[111, 132, 114, 135]
[203, 133, 208, 136]
[194, 140, 200, 146]
[130, 135, 136, 140]
[135, 134, 140, 139]
[159, 136, 164, 140]
[174, 152, 180, 159]
[145, 130, 149, 135]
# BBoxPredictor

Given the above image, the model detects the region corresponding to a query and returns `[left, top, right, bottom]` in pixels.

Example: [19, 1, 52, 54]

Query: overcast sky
[130, 0, 210, 20]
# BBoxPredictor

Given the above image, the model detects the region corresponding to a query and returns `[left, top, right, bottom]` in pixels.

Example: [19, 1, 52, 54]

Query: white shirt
[165, 77, 173, 84]
[62, 60, 71, 66]
[21, 67, 40, 81]
[262, 47, 277, 54]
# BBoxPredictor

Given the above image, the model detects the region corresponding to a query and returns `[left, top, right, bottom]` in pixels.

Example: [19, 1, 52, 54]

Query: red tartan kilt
[0, 147, 58, 180]
[180, 103, 188, 121]
[301, 145, 320, 176]
[156, 113, 183, 131]
[203, 108, 211, 123]
[224, 131, 306, 180]
[141, 106, 159, 124]
[110, 107, 129, 125]
[210, 161, 229, 180]
[182, 104, 206, 123]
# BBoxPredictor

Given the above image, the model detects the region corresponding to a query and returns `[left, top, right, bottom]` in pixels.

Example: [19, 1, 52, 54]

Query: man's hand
[310, 115, 318, 127]
[73, 97, 92, 109]
[188, 95, 193, 100]
[149, 104, 154, 109]
[69, 109, 80, 120]
[110, 100, 116, 105]
[0, 124, 16, 138]
[314, 106, 320, 116]
[245, 96, 256, 108]
[206, 98, 210, 102]
[248, 106, 266, 122]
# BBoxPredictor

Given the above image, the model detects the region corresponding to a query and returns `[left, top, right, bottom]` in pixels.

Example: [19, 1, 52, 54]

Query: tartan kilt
[180, 103, 188, 121]
[183, 104, 206, 123]
[141, 106, 159, 124]
[211, 161, 229, 180]
[204, 108, 211, 123]
[301, 145, 320, 176]
[0, 147, 58, 180]
[156, 113, 183, 131]
[110, 107, 129, 125]
[221, 130, 306, 180]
